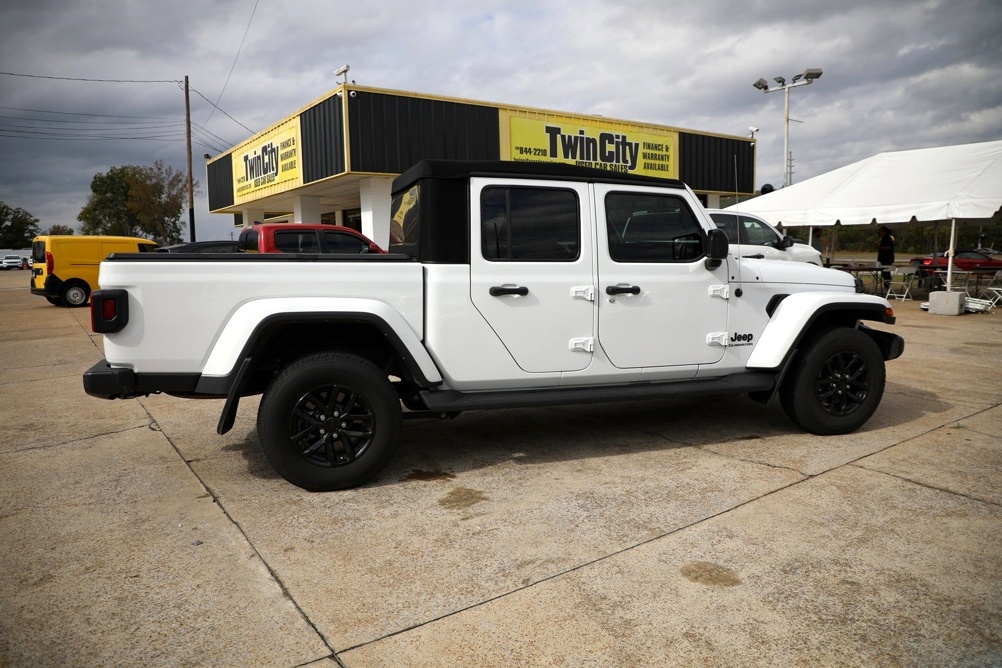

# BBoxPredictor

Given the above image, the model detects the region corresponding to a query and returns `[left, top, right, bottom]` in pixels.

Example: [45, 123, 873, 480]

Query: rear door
[469, 178, 595, 373]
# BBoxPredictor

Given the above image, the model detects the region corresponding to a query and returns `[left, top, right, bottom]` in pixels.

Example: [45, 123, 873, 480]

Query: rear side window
[323, 230, 368, 253]
[606, 193, 703, 263]
[274, 230, 320, 253]
[481, 186, 579, 262]
[238, 229, 259, 252]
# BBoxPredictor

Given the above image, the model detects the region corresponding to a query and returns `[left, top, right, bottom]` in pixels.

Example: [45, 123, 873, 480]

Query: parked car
[2, 255, 24, 270]
[21, 257, 30, 269]
[155, 240, 239, 254]
[909, 250, 1002, 274]
[706, 210, 822, 265]
[238, 223, 384, 255]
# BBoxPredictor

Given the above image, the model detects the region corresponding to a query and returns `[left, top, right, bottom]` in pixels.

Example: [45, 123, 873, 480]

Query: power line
[0, 71, 179, 84]
[1, 72, 254, 141]
[204, 0, 260, 127]
[188, 86, 254, 134]
[0, 108, 232, 152]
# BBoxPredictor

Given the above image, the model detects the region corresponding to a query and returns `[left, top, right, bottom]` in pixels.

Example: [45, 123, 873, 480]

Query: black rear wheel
[780, 328, 885, 435]
[257, 353, 401, 491]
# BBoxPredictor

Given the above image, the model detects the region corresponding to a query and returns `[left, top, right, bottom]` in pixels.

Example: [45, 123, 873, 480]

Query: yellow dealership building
[206, 84, 755, 248]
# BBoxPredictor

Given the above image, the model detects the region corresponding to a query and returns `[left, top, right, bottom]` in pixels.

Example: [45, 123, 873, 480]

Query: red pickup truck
[238, 223, 384, 254]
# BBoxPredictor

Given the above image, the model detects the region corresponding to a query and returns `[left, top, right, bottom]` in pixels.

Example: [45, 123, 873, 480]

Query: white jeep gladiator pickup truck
[84, 160, 904, 491]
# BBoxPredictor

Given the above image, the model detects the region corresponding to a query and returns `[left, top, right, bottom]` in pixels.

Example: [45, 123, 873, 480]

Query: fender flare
[746, 292, 896, 370]
[198, 297, 443, 387]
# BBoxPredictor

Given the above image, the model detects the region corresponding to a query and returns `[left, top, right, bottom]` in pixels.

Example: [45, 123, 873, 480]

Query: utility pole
[185, 75, 196, 241]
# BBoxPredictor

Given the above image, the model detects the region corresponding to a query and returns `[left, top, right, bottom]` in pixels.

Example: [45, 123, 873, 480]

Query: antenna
[733, 154, 743, 293]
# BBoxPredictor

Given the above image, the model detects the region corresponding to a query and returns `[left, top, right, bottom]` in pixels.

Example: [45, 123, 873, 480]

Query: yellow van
[30, 235, 158, 307]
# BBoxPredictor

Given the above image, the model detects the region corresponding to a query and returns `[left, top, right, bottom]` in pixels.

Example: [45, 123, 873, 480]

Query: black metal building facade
[206, 85, 754, 216]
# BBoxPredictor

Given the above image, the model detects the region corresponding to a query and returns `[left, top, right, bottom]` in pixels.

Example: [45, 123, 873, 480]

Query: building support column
[359, 177, 393, 248]
[294, 196, 322, 224]
[241, 208, 265, 228]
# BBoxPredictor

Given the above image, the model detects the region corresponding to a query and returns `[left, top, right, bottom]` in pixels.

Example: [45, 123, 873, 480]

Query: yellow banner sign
[508, 116, 678, 178]
[233, 121, 301, 201]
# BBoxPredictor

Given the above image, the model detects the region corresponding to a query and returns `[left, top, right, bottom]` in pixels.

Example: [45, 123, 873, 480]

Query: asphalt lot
[1, 267, 1000, 667]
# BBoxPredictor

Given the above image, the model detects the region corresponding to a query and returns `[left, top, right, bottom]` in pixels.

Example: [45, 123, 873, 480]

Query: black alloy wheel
[814, 350, 871, 417]
[780, 327, 885, 435]
[257, 352, 401, 491]
[289, 384, 376, 468]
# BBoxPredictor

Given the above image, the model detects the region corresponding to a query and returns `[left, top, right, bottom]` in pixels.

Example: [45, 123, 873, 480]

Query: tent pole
[947, 218, 957, 291]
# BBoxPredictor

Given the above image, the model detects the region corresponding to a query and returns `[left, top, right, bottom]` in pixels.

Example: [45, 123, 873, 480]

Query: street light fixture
[752, 68, 823, 187]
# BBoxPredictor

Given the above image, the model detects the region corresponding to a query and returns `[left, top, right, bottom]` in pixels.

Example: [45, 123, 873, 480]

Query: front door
[595, 185, 729, 368]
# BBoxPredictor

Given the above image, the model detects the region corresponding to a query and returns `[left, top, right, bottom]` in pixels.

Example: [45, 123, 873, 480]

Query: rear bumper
[83, 360, 204, 399]
[83, 360, 140, 398]
[30, 274, 62, 297]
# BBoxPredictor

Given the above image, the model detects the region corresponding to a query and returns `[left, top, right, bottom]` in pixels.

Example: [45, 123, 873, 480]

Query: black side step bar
[419, 372, 776, 412]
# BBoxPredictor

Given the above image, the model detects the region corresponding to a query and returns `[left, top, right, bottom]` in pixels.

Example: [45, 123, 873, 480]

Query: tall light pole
[753, 68, 822, 187]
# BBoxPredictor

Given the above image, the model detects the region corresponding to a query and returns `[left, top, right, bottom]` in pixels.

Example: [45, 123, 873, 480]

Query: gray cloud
[1, 0, 999, 240]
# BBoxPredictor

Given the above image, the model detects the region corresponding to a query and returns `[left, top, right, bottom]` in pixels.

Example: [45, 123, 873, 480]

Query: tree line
[783, 221, 1002, 257]
[0, 160, 193, 248]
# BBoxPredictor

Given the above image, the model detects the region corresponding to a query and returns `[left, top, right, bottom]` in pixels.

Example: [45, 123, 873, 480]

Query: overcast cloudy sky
[1, 0, 1000, 241]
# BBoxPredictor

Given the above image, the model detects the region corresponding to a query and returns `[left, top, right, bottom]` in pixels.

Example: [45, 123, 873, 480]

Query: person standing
[877, 225, 895, 290]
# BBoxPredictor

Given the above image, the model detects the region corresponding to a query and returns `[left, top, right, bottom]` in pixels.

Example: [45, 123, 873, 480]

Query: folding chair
[884, 266, 917, 301]
[978, 270, 1002, 307]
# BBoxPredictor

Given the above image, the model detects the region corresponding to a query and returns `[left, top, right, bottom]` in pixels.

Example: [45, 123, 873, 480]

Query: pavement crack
[141, 401, 342, 662]
[852, 464, 1002, 508]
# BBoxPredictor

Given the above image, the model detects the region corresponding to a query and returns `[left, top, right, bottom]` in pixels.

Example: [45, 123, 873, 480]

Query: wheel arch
[747, 293, 898, 371]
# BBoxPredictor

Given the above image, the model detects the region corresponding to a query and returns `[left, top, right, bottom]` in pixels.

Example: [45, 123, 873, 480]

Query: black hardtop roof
[392, 159, 686, 194]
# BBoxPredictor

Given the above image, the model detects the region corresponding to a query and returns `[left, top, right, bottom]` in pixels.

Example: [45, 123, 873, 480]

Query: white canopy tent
[726, 140, 1002, 288]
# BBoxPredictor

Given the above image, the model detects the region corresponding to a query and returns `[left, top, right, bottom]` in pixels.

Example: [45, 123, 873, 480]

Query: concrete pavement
[0, 268, 999, 666]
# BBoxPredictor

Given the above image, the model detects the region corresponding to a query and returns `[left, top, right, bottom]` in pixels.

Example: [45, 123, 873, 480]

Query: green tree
[78, 166, 141, 237]
[77, 161, 194, 245]
[127, 160, 188, 245]
[0, 201, 42, 248]
[46, 224, 75, 235]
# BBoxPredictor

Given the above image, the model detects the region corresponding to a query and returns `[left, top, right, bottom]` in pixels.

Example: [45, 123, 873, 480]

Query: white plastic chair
[885, 266, 917, 301]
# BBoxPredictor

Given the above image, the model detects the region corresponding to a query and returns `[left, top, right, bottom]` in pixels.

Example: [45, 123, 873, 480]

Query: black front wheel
[780, 328, 886, 435]
[257, 353, 401, 491]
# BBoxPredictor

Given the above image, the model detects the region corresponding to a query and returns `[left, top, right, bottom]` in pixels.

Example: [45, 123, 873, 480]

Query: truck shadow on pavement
[217, 383, 963, 490]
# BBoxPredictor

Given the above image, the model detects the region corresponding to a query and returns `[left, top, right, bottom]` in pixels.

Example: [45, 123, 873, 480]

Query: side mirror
[781, 235, 795, 249]
[704, 228, 729, 270]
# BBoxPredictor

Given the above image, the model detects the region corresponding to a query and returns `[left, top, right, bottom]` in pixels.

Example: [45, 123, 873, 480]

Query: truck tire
[45, 296, 64, 306]
[60, 281, 90, 307]
[779, 327, 885, 435]
[257, 352, 402, 491]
